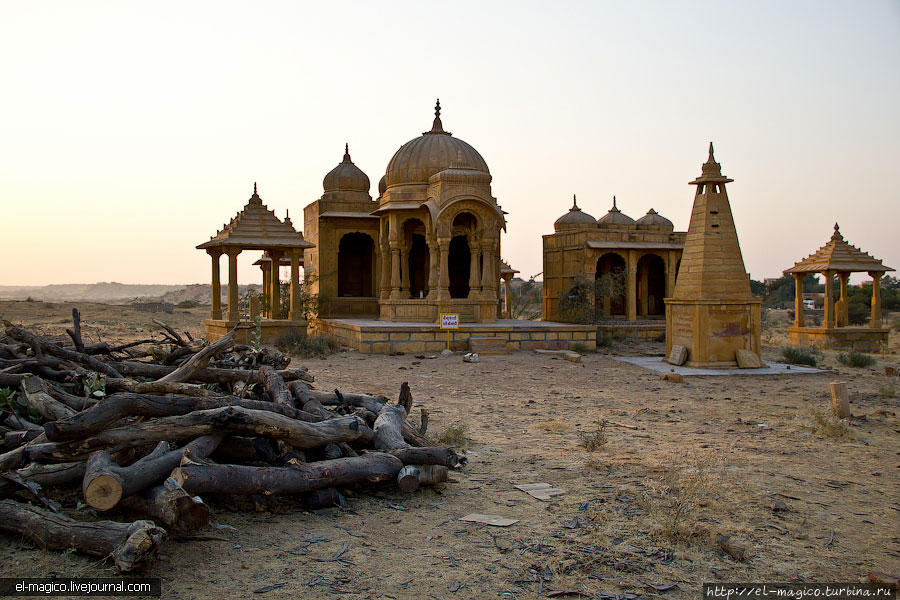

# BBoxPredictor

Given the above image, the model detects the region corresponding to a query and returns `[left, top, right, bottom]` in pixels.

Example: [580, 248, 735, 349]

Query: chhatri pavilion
[784, 224, 893, 351]
[197, 184, 314, 344]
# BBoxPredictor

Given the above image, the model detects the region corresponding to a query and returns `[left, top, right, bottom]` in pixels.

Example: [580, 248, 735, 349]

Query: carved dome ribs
[323, 143, 370, 193]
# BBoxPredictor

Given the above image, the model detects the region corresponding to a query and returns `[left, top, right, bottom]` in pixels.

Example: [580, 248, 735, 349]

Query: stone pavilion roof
[784, 224, 894, 274]
[197, 184, 315, 251]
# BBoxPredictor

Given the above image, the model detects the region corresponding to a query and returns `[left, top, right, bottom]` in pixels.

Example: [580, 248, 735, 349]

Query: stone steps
[468, 336, 509, 355]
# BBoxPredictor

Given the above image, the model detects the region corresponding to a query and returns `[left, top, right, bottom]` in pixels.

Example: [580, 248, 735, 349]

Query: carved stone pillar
[437, 238, 451, 300]
[870, 271, 883, 328]
[625, 250, 637, 321]
[480, 240, 495, 298]
[823, 271, 834, 329]
[380, 242, 391, 299]
[289, 250, 301, 321]
[226, 248, 241, 322]
[390, 244, 402, 300]
[468, 245, 482, 298]
[208, 249, 222, 320]
[261, 261, 270, 318]
[426, 239, 438, 299]
[400, 245, 410, 297]
[503, 275, 512, 318]
[836, 272, 849, 327]
[792, 272, 805, 328]
[270, 251, 282, 319]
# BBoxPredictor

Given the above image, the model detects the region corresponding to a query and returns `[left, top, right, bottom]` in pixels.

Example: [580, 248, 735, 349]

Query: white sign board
[440, 314, 459, 329]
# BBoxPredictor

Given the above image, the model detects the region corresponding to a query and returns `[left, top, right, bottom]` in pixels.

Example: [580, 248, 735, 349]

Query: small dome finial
[427, 98, 445, 134]
[344, 143, 351, 161]
[572, 194, 578, 210]
[435, 98, 441, 119]
[253, 181, 257, 195]
[832, 222, 842, 240]
[708, 142, 715, 162]
[612, 195, 618, 210]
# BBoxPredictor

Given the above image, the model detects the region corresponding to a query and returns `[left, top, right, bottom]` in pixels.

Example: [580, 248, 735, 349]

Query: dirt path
[0, 301, 898, 599]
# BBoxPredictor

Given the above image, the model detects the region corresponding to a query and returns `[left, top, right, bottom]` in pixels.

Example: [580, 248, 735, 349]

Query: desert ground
[0, 300, 898, 600]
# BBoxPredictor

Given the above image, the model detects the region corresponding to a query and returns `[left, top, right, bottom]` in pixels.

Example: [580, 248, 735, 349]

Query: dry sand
[0, 300, 898, 600]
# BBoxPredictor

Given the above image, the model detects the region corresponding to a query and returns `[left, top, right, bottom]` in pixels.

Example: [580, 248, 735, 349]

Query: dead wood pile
[0, 313, 462, 572]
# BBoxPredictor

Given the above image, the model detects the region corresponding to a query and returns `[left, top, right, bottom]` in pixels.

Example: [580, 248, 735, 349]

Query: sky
[2, 0, 898, 286]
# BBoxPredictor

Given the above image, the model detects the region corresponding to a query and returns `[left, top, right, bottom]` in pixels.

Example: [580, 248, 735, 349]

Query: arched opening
[448, 212, 478, 299]
[637, 254, 666, 316]
[596, 253, 626, 316]
[338, 232, 374, 297]
[403, 219, 429, 299]
[448, 236, 471, 298]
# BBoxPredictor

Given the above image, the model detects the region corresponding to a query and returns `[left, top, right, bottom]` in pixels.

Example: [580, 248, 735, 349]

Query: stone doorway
[338, 232, 374, 297]
[448, 235, 471, 299]
[596, 252, 626, 316]
[637, 254, 666, 316]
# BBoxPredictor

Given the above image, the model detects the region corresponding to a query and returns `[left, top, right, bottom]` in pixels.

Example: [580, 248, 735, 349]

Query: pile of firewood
[0, 310, 461, 572]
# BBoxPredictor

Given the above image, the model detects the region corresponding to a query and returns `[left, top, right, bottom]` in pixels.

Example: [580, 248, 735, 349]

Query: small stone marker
[667, 345, 688, 366]
[886, 366, 896, 377]
[513, 483, 566, 501]
[830, 381, 850, 418]
[735, 349, 763, 369]
[459, 513, 518, 527]
[660, 373, 684, 383]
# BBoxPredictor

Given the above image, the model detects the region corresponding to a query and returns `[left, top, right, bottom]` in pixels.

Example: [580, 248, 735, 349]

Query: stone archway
[637, 254, 666, 316]
[338, 232, 374, 297]
[403, 218, 429, 299]
[596, 252, 626, 316]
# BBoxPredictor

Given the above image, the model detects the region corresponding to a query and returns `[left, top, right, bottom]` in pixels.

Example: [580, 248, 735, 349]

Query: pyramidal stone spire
[672, 143, 750, 300]
[250, 182, 262, 205]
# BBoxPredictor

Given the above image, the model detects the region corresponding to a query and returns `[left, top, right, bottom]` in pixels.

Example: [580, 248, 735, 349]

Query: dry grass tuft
[531, 419, 572, 434]
[803, 410, 850, 438]
[437, 421, 470, 449]
[578, 427, 608, 451]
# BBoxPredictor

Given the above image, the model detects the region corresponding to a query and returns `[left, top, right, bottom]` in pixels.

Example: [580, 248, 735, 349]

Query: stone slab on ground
[614, 356, 824, 376]
[667, 345, 688, 366]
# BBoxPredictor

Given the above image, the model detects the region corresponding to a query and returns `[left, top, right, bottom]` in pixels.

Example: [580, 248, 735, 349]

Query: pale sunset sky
[2, 1, 898, 286]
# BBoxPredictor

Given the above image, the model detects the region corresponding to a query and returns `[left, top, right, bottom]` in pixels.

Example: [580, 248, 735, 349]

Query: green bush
[275, 330, 339, 358]
[782, 345, 819, 367]
[838, 351, 876, 368]
[596, 329, 614, 348]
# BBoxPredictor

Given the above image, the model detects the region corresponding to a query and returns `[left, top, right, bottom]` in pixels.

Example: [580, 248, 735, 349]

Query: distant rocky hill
[0, 283, 258, 305]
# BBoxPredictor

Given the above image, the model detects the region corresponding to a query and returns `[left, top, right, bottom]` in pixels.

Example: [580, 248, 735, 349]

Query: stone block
[660, 373, 684, 383]
[735, 349, 763, 369]
[667, 345, 688, 366]
[372, 342, 390, 354]
[411, 333, 436, 341]
[392, 341, 427, 353]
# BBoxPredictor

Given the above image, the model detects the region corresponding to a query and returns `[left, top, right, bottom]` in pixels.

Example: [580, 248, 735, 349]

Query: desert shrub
[531, 419, 571, 434]
[579, 428, 607, 451]
[596, 329, 614, 348]
[571, 342, 589, 354]
[275, 330, 339, 358]
[437, 421, 469, 448]
[782, 345, 819, 367]
[804, 410, 850, 438]
[176, 300, 200, 309]
[879, 384, 896, 398]
[838, 351, 876, 368]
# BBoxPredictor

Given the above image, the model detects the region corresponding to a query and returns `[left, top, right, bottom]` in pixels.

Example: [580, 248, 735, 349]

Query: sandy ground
[0, 300, 898, 600]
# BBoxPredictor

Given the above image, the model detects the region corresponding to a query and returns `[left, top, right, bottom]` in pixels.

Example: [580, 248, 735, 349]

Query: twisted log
[121, 477, 209, 534]
[83, 435, 222, 511]
[45, 392, 322, 442]
[20, 375, 76, 422]
[389, 447, 463, 469]
[173, 452, 403, 496]
[373, 404, 409, 450]
[156, 332, 234, 384]
[110, 361, 313, 384]
[5, 325, 122, 378]
[0, 498, 165, 572]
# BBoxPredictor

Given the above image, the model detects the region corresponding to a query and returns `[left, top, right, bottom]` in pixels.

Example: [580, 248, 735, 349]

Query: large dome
[384, 100, 489, 188]
[597, 196, 635, 228]
[635, 208, 674, 231]
[323, 144, 370, 193]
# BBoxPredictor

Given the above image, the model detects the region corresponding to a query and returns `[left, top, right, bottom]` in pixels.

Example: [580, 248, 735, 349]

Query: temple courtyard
[0, 299, 898, 599]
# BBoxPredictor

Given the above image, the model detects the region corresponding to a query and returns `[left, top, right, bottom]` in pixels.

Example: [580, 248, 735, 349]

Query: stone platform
[315, 318, 596, 354]
[205, 318, 308, 345]
[788, 326, 889, 352]
[614, 356, 824, 376]
[597, 319, 666, 341]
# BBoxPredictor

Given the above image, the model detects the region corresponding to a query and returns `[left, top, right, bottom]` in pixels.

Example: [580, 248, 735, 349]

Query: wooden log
[389, 446, 463, 469]
[20, 375, 76, 422]
[46, 381, 94, 411]
[120, 477, 209, 534]
[399, 382, 412, 414]
[64, 408, 371, 455]
[66, 308, 85, 353]
[106, 379, 220, 397]
[110, 361, 313, 384]
[212, 436, 278, 464]
[310, 389, 387, 414]
[259, 365, 293, 407]
[152, 319, 189, 347]
[417, 464, 448, 486]
[5, 325, 122, 378]
[45, 392, 322, 442]
[830, 381, 850, 418]
[3, 429, 42, 449]
[401, 420, 430, 447]
[0, 498, 165, 572]
[83, 435, 222, 511]
[173, 452, 403, 496]
[156, 332, 234, 384]
[396, 465, 420, 493]
[374, 404, 410, 450]
[16, 461, 86, 487]
[5, 414, 42, 431]
[418, 408, 429, 435]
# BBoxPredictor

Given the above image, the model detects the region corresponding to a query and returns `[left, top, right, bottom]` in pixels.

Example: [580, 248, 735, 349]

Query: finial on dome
[612, 195, 618, 211]
[284, 209, 292, 227]
[832, 222, 842, 240]
[708, 141, 715, 162]
[428, 98, 445, 134]
[571, 194, 579, 210]
[253, 182, 257, 195]
[344, 143, 351, 161]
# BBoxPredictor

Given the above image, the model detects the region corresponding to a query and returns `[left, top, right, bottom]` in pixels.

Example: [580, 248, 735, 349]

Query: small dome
[597, 196, 635, 228]
[635, 208, 674, 231]
[554, 195, 596, 231]
[384, 100, 489, 188]
[378, 175, 386, 195]
[323, 144, 370, 193]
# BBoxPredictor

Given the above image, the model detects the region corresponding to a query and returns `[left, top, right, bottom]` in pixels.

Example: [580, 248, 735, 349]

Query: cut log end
[85, 473, 124, 511]
[397, 465, 421, 493]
